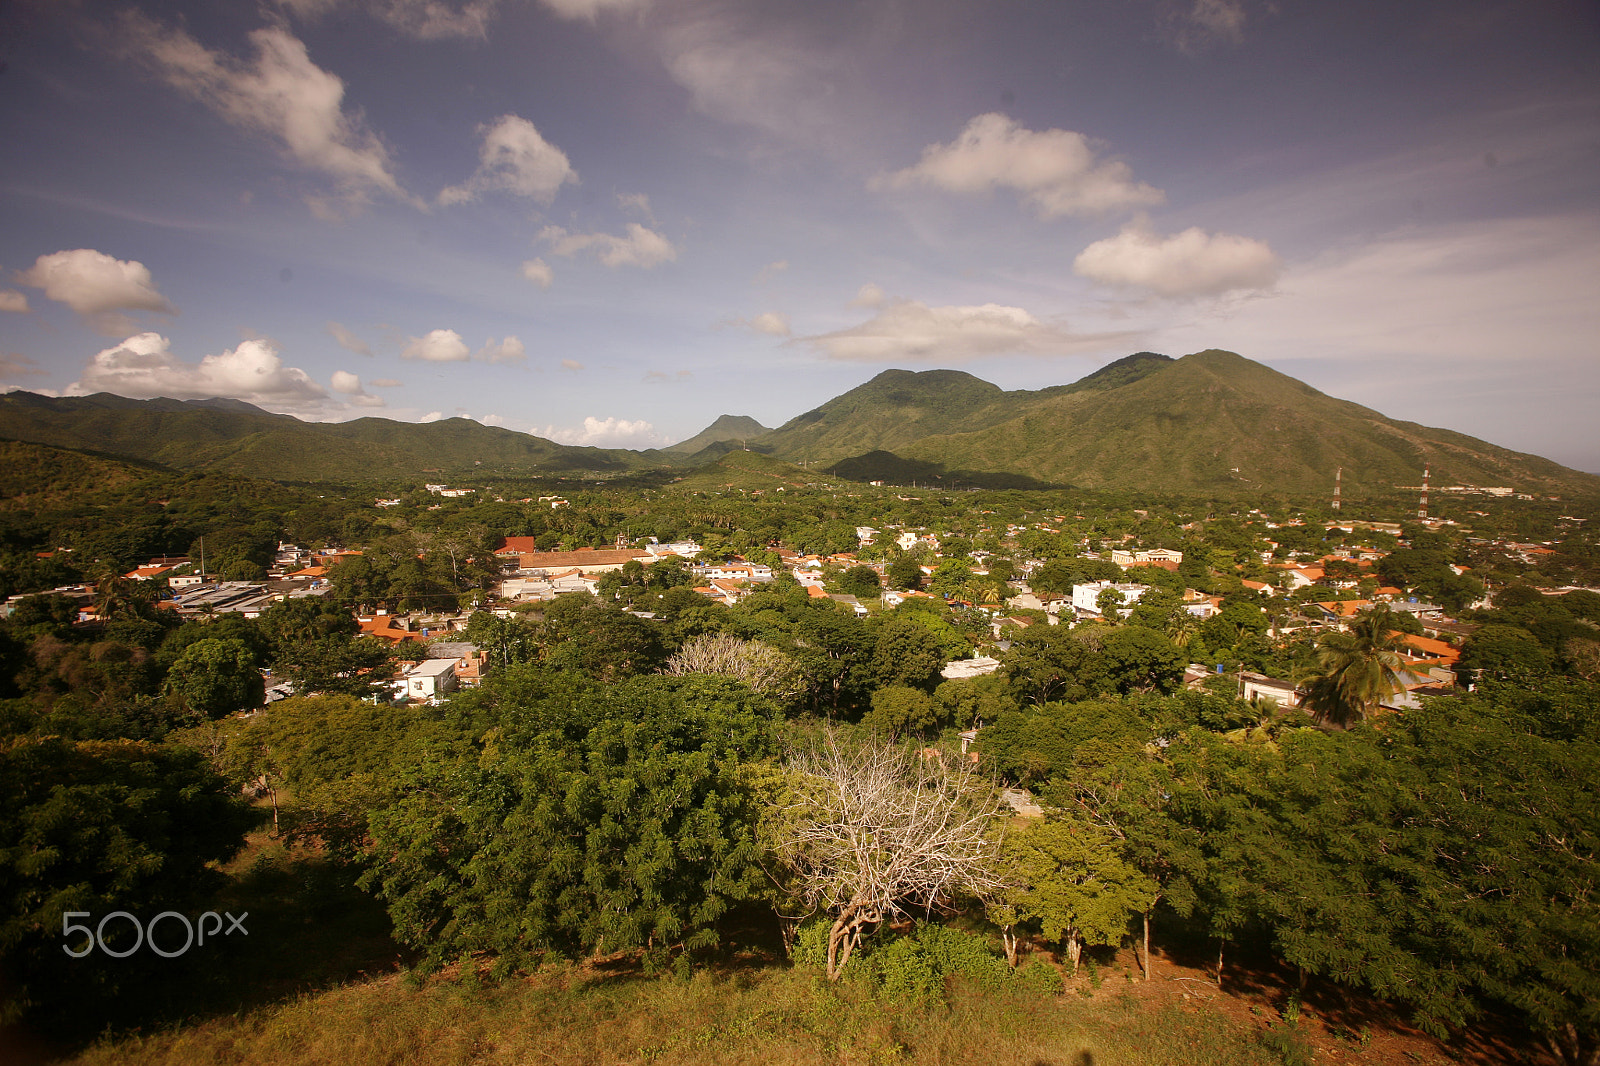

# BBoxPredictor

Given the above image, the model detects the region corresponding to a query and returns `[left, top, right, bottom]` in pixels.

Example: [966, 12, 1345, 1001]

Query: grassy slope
[0, 394, 666, 481]
[0, 440, 156, 509]
[664, 450, 846, 493]
[899, 350, 1600, 496]
[68, 964, 1307, 1066]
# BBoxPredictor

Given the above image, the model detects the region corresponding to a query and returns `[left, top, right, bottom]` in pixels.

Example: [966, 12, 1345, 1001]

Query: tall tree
[1297, 606, 1408, 727]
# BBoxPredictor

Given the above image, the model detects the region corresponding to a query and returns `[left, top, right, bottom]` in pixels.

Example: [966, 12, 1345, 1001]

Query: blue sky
[2, 0, 1597, 471]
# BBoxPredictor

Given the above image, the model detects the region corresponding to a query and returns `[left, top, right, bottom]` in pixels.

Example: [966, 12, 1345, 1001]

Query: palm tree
[1296, 606, 1409, 728]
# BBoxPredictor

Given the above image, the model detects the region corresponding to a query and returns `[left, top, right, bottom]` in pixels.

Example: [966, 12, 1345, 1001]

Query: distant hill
[664, 415, 771, 455]
[0, 438, 158, 509]
[663, 449, 846, 493]
[755, 351, 1598, 497]
[4, 350, 1593, 498]
[0, 392, 666, 481]
[890, 350, 1596, 495]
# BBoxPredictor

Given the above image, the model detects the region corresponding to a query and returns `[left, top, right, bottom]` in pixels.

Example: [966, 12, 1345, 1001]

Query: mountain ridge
[2, 350, 1593, 497]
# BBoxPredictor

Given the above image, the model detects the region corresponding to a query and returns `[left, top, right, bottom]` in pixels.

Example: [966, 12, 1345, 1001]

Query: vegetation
[1, 429, 1597, 1065]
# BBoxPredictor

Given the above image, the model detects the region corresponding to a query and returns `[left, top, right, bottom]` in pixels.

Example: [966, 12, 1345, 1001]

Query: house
[512, 547, 651, 574]
[941, 656, 1001, 680]
[1110, 548, 1183, 566]
[401, 658, 457, 701]
[699, 561, 774, 581]
[1241, 579, 1276, 597]
[358, 614, 428, 644]
[1070, 581, 1150, 618]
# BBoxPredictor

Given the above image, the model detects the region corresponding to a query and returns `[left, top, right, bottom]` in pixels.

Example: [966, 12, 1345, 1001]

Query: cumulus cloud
[520, 258, 555, 288]
[420, 410, 445, 422]
[1073, 219, 1283, 298]
[401, 328, 470, 361]
[538, 415, 668, 448]
[66, 332, 330, 411]
[475, 336, 526, 363]
[560, 358, 584, 370]
[481, 413, 506, 427]
[330, 369, 385, 406]
[18, 249, 177, 334]
[122, 15, 409, 208]
[849, 282, 886, 308]
[753, 259, 788, 284]
[0, 354, 47, 379]
[539, 223, 678, 268]
[439, 115, 577, 205]
[326, 320, 372, 355]
[0, 290, 29, 313]
[875, 113, 1164, 219]
[799, 296, 1141, 363]
[746, 311, 791, 336]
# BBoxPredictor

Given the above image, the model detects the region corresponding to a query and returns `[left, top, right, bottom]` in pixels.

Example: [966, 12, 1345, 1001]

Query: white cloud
[1154, 216, 1600, 366]
[800, 296, 1142, 363]
[747, 311, 791, 336]
[875, 113, 1164, 219]
[475, 336, 526, 363]
[520, 258, 555, 288]
[540, 223, 678, 268]
[123, 15, 409, 208]
[330, 369, 384, 406]
[560, 358, 584, 371]
[439, 115, 577, 205]
[1074, 220, 1282, 298]
[538, 415, 668, 448]
[66, 332, 330, 412]
[420, 410, 445, 422]
[753, 259, 788, 284]
[481, 413, 505, 427]
[849, 282, 886, 308]
[401, 328, 470, 361]
[540, 0, 649, 19]
[18, 249, 177, 334]
[0, 290, 29, 313]
[326, 320, 372, 355]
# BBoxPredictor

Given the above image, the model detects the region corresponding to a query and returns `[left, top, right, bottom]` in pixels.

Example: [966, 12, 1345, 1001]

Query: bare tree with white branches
[773, 735, 1008, 980]
[665, 634, 800, 698]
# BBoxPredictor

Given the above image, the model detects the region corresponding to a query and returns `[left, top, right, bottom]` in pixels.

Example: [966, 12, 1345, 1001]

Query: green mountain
[4, 350, 1591, 498]
[0, 391, 665, 481]
[664, 415, 771, 455]
[789, 350, 1596, 496]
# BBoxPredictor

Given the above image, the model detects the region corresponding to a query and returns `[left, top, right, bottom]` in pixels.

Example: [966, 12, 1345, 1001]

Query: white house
[1071, 581, 1149, 618]
[402, 658, 457, 701]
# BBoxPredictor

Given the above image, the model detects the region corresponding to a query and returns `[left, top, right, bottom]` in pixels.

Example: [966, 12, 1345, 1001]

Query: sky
[1, 0, 1597, 472]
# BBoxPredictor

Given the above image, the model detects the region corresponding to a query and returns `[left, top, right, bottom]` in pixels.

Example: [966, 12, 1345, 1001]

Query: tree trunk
[1215, 940, 1226, 989]
[1064, 932, 1082, 975]
[1140, 909, 1151, 982]
[1001, 925, 1019, 969]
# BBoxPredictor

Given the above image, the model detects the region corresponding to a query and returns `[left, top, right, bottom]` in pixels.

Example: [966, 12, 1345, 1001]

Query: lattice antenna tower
[1332, 467, 1342, 512]
[1418, 464, 1430, 520]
